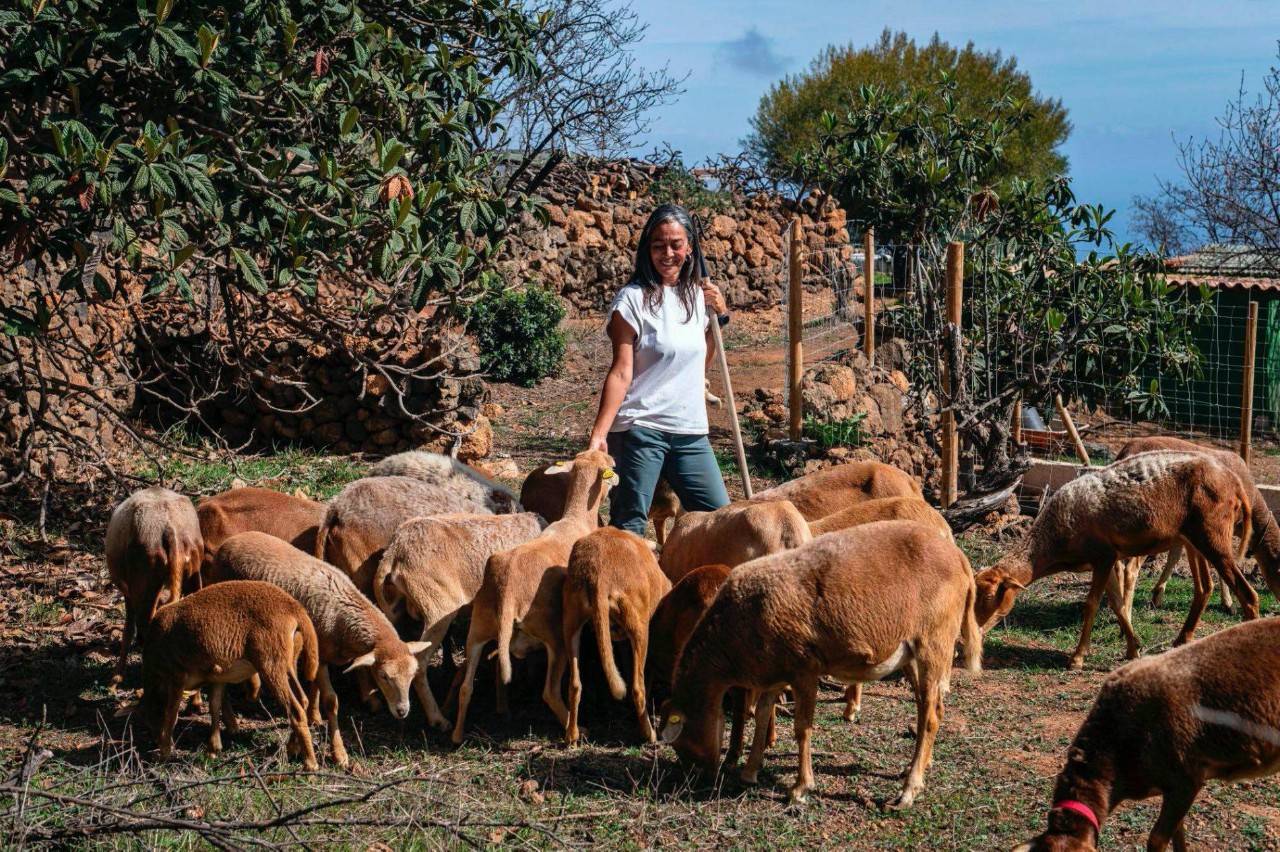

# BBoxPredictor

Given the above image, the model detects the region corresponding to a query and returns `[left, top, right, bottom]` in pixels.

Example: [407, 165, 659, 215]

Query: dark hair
[631, 203, 701, 321]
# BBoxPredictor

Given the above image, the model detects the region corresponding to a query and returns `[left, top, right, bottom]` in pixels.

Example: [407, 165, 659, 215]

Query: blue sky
[623, 1, 1280, 247]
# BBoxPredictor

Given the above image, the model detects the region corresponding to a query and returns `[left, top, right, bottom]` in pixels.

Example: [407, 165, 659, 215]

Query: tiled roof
[1163, 244, 1280, 291]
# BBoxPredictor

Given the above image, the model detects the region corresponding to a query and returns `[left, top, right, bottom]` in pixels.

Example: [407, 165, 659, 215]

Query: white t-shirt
[607, 282, 710, 435]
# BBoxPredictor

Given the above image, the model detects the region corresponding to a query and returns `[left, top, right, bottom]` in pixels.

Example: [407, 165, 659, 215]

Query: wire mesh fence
[779, 222, 1280, 490]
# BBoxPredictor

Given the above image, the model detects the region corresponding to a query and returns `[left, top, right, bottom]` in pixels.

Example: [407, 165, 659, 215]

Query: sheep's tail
[594, 587, 626, 701]
[372, 547, 397, 614]
[959, 553, 983, 673]
[496, 597, 516, 685]
[291, 615, 321, 717]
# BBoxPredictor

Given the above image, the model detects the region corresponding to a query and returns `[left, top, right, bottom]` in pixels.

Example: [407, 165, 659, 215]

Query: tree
[0, 0, 544, 495]
[1142, 51, 1280, 272]
[806, 77, 1206, 499]
[745, 29, 1070, 188]
[1130, 193, 1191, 256]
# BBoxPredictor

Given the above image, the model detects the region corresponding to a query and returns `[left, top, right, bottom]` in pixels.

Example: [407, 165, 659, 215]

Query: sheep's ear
[405, 641, 433, 658]
[1011, 844, 1034, 852]
[343, 651, 377, 674]
[660, 712, 684, 744]
[544, 462, 571, 476]
[1002, 577, 1028, 592]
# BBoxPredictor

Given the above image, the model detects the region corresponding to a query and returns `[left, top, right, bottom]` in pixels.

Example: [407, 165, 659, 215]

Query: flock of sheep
[102, 439, 1280, 850]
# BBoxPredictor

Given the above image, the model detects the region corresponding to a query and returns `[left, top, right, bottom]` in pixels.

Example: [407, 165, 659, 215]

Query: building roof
[1163, 244, 1280, 292]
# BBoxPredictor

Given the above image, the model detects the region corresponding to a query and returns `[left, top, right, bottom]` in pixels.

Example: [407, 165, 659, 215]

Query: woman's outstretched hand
[702, 281, 727, 316]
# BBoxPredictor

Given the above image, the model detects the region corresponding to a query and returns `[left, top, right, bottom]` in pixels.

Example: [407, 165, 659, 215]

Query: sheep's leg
[207, 683, 225, 754]
[541, 639, 570, 729]
[1105, 564, 1141, 660]
[724, 689, 748, 768]
[156, 687, 183, 762]
[262, 661, 318, 771]
[1151, 545, 1180, 608]
[740, 688, 781, 785]
[889, 661, 941, 810]
[220, 684, 239, 734]
[1174, 551, 1213, 647]
[842, 683, 863, 722]
[450, 640, 487, 745]
[621, 606, 655, 744]
[443, 667, 466, 717]
[787, 678, 818, 804]
[564, 624, 585, 745]
[1187, 527, 1259, 620]
[1122, 557, 1140, 622]
[412, 646, 451, 733]
[1147, 785, 1198, 852]
[113, 603, 136, 685]
[1219, 573, 1236, 613]
[317, 666, 349, 769]
[1067, 565, 1112, 670]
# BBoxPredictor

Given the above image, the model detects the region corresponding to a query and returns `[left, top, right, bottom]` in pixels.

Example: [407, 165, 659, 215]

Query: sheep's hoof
[885, 790, 917, 811]
[1124, 646, 1141, 661]
[739, 767, 759, 785]
[1150, 591, 1164, 608]
[427, 716, 452, 733]
[1066, 657, 1085, 671]
[1171, 633, 1191, 648]
[786, 787, 809, 806]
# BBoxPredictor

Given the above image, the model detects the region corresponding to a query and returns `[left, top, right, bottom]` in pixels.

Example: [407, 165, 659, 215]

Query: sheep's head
[544, 450, 618, 516]
[345, 641, 431, 720]
[972, 567, 1026, 631]
[659, 703, 719, 776]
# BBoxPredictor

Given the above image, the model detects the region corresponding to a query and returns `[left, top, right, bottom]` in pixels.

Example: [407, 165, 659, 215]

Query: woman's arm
[587, 311, 636, 452]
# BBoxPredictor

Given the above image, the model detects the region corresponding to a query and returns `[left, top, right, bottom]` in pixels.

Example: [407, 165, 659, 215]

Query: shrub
[803, 413, 868, 450]
[468, 282, 566, 387]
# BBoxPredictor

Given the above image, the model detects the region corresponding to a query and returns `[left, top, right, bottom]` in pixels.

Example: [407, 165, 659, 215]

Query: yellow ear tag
[602, 468, 616, 480]
[668, 712, 682, 724]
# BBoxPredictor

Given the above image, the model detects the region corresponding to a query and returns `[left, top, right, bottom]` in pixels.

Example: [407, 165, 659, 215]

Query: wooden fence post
[1012, 392, 1023, 445]
[863, 228, 875, 359]
[1241, 299, 1259, 464]
[788, 218, 804, 441]
[941, 242, 964, 508]
[1055, 393, 1091, 466]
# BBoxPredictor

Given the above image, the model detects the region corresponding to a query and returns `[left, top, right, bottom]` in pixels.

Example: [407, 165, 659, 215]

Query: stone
[711, 214, 737, 239]
[802, 382, 838, 418]
[372, 427, 400, 446]
[473, 457, 519, 480]
[812, 364, 857, 402]
[364, 373, 390, 397]
[854, 394, 883, 435]
[867, 384, 905, 435]
[591, 209, 614, 238]
[889, 369, 910, 393]
[456, 415, 493, 461]
[481, 402, 504, 419]
[744, 244, 766, 268]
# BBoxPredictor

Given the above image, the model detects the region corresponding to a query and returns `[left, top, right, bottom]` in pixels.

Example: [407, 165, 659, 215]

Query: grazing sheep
[1015, 617, 1280, 852]
[130, 580, 320, 769]
[371, 512, 545, 730]
[316, 475, 494, 595]
[649, 478, 682, 547]
[750, 460, 921, 521]
[210, 532, 430, 767]
[562, 527, 672, 745]
[973, 451, 1256, 670]
[1115, 436, 1280, 610]
[369, 451, 520, 513]
[646, 564, 761, 767]
[661, 520, 982, 807]
[659, 500, 812, 584]
[197, 486, 326, 565]
[452, 450, 616, 744]
[106, 486, 203, 683]
[519, 463, 669, 535]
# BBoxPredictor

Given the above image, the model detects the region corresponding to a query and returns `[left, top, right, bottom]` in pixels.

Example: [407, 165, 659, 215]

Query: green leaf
[340, 107, 360, 135]
[231, 247, 267, 293]
[381, 142, 405, 171]
[459, 200, 476, 233]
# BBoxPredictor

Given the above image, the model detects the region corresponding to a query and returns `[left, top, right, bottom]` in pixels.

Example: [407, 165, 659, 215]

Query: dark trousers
[606, 427, 731, 535]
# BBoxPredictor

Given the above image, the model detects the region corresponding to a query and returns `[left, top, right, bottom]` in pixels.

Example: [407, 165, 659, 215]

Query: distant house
[1156, 245, 1280, 433]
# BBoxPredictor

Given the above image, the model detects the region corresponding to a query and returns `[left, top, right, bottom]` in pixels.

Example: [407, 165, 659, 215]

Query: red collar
[1053, 799, 1100, 834]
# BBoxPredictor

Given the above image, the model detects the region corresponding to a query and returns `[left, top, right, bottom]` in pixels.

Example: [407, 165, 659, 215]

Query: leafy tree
[745, 29, 1070, 188]
[467, 277, 565, 387]
[807, 76, 1207, 497]
[0, 0, 540, 322]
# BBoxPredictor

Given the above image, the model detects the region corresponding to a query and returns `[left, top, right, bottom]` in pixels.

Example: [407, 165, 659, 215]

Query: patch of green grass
[133, 447, 368, 499]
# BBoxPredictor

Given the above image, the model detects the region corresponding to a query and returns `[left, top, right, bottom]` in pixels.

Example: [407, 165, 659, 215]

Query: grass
[131, 445, 368, 500]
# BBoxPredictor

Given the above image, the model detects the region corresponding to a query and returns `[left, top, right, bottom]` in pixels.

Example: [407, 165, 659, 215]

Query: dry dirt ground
[1, 312, 1278, 849]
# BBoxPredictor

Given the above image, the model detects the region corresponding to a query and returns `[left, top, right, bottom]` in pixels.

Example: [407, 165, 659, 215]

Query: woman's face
[649, 220, 690, 284]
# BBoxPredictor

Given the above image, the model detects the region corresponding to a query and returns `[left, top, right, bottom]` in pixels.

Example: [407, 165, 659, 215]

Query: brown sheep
[661, 520, 982, 806]
[197, 486, 326, 565]
[658, 500, 812, 584]
[209, 532, 430, 767]
[129, 580, 319, 769]
[519, 463, 670, 537]
[451, 449, 616, 744]
[562, 527, 672, 745]
[1015, 617, 1280, 852]
[1115, 435, 1280, 610]
[106, 486, 203, 683]
[973, 451, 1256, 669]
[750, 460, 921, 521]
[315, 475, 494, 595]
[371, 512, 545, 730]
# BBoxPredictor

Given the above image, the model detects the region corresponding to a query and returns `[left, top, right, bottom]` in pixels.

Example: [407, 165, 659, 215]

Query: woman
[587, 203, 732, 535]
